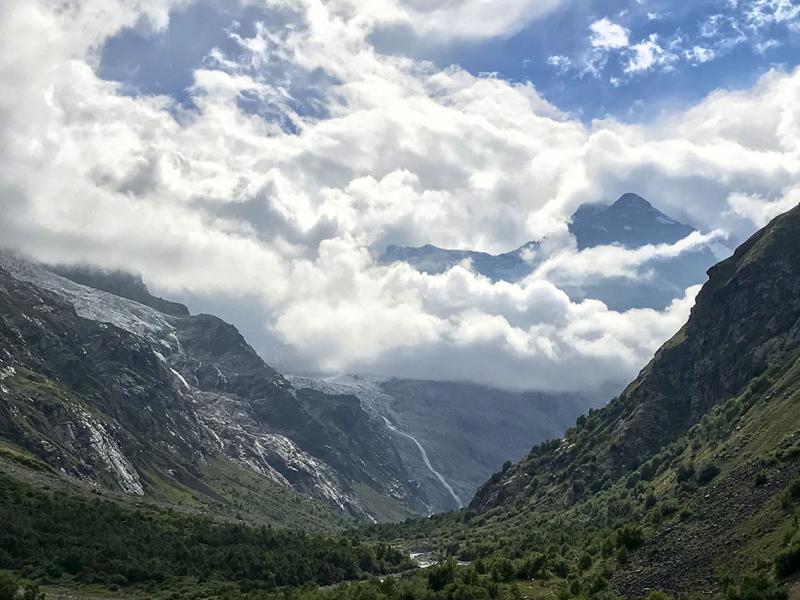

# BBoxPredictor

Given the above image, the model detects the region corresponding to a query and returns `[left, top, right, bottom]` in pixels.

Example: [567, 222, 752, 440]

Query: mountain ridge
[0, 252, 431, 522]
[380, 193, 720, 311]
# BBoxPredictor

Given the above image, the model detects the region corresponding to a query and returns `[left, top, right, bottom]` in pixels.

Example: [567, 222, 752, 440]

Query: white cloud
[726, 188, 800, 227]
[547, 55, 572, 74]
[0, 0, 799, 392]
[687, 45, 716, 63]
[571, 0, 800, 83]
[625, 34, 679, 73]
[404, 0, 570, 40]
[589, 18, 631, 49]
[530, 231, 726, 286]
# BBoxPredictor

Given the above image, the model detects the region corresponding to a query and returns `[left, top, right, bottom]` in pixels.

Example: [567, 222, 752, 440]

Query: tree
[20, 583, 44, 600]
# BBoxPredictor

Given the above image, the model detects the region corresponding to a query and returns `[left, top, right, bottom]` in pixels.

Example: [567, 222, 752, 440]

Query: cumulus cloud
[0, 0, 799, 392]
[686, 45, 715, 64]
[590, 18, 630, 50]
[625, 34, 679, 73]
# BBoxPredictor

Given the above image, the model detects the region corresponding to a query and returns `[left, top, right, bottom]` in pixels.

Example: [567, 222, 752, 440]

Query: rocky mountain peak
[612, 192, 654, 210]
[569, 193, 696, 250]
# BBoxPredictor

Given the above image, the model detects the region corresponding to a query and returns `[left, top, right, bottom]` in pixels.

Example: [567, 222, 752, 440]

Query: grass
[351, 482, 419, 524]
[0, 441, 52, 472]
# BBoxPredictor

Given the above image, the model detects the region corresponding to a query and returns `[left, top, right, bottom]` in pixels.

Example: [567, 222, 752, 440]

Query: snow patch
[0, 253, 176, 341]
[170, 368, 191, 390]
[77, 409, 144, 495]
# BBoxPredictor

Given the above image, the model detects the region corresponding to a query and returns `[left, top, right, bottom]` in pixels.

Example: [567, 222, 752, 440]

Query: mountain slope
[568, 193, 696, 250]
[364, 203, 800, 598]
[50, 263, 191, 317]
[0, 254, 432, 522]
[473, 200, 800, 510]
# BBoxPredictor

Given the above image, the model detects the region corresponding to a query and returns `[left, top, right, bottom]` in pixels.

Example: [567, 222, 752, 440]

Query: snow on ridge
[0, 252, 177, 340]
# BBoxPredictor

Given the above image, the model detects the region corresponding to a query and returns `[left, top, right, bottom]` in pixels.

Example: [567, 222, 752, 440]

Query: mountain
[380, 193, 721, 311]
[472, 202, 800, 511]
[381, 242, 539, 281]
[363, 203, 800, 598]
[287, 374, 610, 512]
[0, 253, 434, 523]
[0, 252, 606, 521]
[568, 192, 696, 250]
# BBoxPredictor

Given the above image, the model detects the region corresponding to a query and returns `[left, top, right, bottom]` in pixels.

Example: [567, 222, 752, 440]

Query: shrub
[0, 572, 18, 600]
[725, 572, 787, 600]
[551, 559, 570, 579]
[515, 553, 547, 580]
[20, 583, 44, 600]
[616, 524, 644, 549]
[676, 462, 696, 483]
[775, 542, 800, 578]
[578, 553, 593, 572]
[780, 479, 800, 507]
[427, 559, 456, 591]
[697, 464, 721, 485]
[646, 592, 676, 600]
[659, 499, 680, 518]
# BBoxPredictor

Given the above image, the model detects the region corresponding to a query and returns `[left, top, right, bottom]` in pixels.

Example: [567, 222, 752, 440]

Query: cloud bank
[0, 0, 799, 391]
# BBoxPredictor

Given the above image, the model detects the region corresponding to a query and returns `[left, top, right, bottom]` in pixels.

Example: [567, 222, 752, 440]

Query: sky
[0, 0, 799, 392]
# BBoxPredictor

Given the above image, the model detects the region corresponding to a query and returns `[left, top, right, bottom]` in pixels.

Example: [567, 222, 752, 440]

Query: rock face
[380, 193, 720, 311]
[0, 254, 430, 521]
[470, 202, 800, 512]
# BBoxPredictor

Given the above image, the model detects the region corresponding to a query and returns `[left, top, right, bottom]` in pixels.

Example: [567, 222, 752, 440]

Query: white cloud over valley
[1, 0, 799, 392]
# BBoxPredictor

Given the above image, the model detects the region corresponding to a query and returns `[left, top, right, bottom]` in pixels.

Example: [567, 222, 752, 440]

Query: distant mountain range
[287, 374, 609, 511]
[0, 194, 738, 524]
[381, 193, 724, 311]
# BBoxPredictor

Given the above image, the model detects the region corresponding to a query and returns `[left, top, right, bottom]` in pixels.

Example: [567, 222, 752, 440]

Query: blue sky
[100, 0, 800, 124]
[413, 0, 800, 121]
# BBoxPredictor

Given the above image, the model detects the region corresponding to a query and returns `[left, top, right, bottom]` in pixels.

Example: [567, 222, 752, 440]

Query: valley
[4, 1, 800, 599]
[0, 201, 799, 600]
